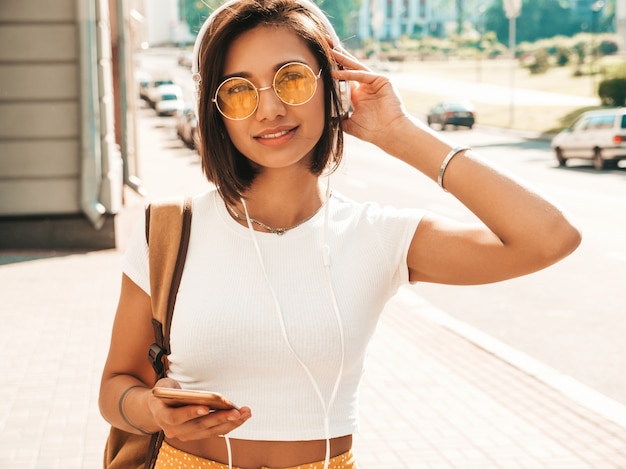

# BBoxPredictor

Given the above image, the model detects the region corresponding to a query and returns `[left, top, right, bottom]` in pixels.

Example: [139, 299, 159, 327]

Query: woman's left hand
[331, 48, 407, 146]
[148, 378, 252, 441]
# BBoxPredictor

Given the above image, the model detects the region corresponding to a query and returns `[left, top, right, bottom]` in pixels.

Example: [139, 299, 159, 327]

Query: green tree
[485, 0, 596, 44]
[313, 0, 362, 42]
[180, 0, 218, 35]
[180, 0, 361, 42]
[455, 0, 465, 35]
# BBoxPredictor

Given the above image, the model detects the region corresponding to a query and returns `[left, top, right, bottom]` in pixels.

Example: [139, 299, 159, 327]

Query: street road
[137, 48, 626, 407]
[332, 129, 626, 407]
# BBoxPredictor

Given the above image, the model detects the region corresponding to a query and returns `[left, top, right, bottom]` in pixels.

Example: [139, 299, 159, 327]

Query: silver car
[551, 108, 626, 170]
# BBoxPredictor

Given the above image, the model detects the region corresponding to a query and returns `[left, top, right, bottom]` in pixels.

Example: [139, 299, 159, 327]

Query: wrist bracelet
[119, 385, 153, 435]
[438, 145, 469, 192]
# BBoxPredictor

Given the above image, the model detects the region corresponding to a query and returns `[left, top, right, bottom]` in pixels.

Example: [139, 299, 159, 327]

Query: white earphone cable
[224, 435, 232, 469]
[240, 184, 344, 469]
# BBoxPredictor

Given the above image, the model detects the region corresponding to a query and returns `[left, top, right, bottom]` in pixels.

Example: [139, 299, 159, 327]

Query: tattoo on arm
[119, 385, 153, 435]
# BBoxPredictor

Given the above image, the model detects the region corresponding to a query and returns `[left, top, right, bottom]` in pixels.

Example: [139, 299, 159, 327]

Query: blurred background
[0, 0, 624, 250]
[2, 2, 626, 468]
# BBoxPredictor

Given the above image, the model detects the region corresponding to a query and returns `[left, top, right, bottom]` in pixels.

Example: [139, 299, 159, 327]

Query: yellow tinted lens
[274, 63, 317, 105]
[215, 78, 258, 119]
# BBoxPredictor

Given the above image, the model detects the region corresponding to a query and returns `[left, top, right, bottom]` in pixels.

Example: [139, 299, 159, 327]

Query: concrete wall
[0, 0, 122, 249]
[0, 0, 81, 216]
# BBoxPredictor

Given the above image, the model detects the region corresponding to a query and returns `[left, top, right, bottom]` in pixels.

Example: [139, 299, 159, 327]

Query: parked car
[153, 84, 185, 116]
[175, 106, 198, 149]
[551, 107, 626, 170]
[135, 70, 151, 100]
[427, 100, 475, 130]
[145, 77, 175, 106]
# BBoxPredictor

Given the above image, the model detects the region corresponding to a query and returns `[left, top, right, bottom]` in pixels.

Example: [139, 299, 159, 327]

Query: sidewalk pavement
[2, 102, 626, 469]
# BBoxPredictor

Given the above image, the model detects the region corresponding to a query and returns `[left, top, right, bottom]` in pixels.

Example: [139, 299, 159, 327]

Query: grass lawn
[382, 57, 624, 134]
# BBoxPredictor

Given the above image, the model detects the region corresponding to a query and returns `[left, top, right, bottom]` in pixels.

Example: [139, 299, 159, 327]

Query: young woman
[99, 1, 581, 468]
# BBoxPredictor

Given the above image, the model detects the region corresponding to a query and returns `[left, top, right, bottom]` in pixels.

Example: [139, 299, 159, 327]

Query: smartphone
[152, 387, 238, 410]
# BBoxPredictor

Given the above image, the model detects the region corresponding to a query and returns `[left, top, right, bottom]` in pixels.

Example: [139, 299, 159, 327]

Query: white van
[551, 108, 626, 170]
[145, 77, 175, 105]
[153, 84, 185, 117]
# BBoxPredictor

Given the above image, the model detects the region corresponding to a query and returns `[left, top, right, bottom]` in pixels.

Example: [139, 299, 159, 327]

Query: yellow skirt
[155, 440, 357, 469]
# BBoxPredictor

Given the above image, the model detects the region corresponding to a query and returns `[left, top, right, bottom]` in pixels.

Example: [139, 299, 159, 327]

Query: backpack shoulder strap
[145, 196, 193, 377]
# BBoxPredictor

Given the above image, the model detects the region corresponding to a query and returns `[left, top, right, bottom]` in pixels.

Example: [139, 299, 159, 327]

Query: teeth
[260, 129, 290, 139]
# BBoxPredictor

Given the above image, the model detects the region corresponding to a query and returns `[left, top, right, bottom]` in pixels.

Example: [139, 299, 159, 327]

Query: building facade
[358, 0, 477, 41]
[0, 0, 134, 249]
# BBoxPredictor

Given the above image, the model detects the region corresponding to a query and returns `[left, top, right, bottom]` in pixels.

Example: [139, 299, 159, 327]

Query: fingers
[148, 382, 252, 441]
[331, 47, 371, 72]
[329, 48, 382, 89]
[155, 377, 182, 389]
[332, 68, 377, 85]
[160, 405, 252, 441]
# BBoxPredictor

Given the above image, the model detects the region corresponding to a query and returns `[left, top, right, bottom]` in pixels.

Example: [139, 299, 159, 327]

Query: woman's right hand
[149, 378, 252, 441]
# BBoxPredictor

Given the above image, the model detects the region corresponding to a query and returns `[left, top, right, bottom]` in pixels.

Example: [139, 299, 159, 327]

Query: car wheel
[555, 148, 566, 167]
[593, 148, 605, 170]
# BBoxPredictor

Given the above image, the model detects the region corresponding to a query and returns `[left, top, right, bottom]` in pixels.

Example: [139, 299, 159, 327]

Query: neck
[237, 174, 325, 229]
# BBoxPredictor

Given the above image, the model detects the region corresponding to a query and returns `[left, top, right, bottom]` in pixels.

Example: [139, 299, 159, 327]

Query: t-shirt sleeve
[121, 213, 151, 295]
[369, 203, 426, 288]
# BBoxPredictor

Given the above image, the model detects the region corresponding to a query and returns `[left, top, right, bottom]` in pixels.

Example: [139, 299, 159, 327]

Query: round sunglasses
[213, 62, 322, 120]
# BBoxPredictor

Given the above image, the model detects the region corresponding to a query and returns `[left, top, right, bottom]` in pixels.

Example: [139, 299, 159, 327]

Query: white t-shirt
[123, 189, 424, 441]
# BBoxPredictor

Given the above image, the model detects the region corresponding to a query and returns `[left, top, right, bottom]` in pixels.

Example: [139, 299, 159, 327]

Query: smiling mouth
[257, 128, 294, 139]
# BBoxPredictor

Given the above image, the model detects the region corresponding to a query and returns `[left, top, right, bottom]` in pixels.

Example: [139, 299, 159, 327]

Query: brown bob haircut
[195, 0, 345, 206]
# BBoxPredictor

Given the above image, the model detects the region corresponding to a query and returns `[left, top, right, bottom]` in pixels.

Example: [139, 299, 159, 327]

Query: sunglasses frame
[212, 61, 323, 120]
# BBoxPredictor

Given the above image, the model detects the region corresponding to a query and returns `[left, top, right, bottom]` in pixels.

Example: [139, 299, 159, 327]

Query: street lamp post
[370, 0, 383, 62]
[476, 4, 487, 83]
[590, 1, 605, 96]
[503, 0, 521, 128]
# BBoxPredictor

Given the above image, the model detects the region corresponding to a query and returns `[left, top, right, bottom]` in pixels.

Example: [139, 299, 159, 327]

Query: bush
[528, 49, 550, 74]
[598, 39, 619, 56]
[555, 47, 570, 66]
[598, 78, 626, 106]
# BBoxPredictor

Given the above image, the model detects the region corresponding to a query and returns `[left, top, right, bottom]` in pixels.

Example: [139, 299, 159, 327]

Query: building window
[402, 0, 409, 18]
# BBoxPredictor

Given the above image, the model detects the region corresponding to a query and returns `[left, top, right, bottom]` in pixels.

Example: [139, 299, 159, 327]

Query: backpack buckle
[148, 343, 166, 375]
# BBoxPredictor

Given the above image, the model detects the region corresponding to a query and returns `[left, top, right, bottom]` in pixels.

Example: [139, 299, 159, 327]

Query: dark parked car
[427, 101, 475, 130]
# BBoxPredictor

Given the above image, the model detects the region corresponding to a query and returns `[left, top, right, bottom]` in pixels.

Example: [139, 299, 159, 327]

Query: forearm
[380, 115, 581, 261]
[99, 374, 161, 435]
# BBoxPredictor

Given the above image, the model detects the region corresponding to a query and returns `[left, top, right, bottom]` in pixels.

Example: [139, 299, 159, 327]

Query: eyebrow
[221, 60, 314, 81]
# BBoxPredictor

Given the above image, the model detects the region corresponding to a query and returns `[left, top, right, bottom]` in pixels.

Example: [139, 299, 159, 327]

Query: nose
[254, 85, 286, 121]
